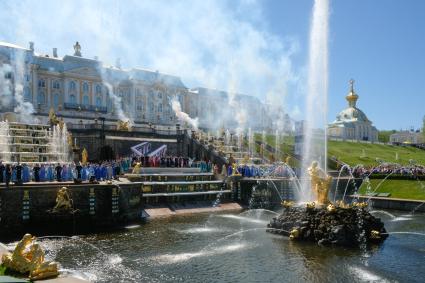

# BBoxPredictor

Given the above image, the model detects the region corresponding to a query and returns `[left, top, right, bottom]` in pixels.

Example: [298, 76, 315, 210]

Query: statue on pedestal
[52, 187, 73, 213]
[82, 148, 88, 165]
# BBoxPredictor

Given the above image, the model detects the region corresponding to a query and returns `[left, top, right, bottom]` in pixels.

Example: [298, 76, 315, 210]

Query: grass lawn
[358, 179, 425, 200]
[328, 140, 425, 167]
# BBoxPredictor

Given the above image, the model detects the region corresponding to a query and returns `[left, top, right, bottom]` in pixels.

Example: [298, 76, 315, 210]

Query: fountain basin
[267, 206, 388, 247]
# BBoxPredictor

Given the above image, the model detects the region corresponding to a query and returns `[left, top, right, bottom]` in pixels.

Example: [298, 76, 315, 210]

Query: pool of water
[32, 209, 425, 282]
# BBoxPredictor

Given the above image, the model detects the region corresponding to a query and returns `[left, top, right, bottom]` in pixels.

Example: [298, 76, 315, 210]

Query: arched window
[24, 87, 31, 101]
[83, 95, 89, 106]
[158, 103, 163, 113]
[38, 79, 46, 88]
[37, 91, 45, 104]
[53, 93, 59, 109]
[70, 94, 76, 104]
[158, 92, 163, 99]
[69, 81, 76, 91]
[83, 82, 89, 93]
[53, 80, 60, 89]
[95, 96, 102, 107]
[149, 102, 154, 112]
[136, 101, 143, 111]
[95, 84, 102, 94]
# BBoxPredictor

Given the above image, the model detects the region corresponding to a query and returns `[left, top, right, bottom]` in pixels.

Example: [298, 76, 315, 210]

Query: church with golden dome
[328, 80, 378, 142]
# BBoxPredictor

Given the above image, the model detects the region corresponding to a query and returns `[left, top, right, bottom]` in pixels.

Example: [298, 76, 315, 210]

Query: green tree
[378, 130, 396, 143]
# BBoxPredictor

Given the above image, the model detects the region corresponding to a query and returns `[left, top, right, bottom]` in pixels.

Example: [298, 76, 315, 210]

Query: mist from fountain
[0, 120, 11, 162]
[49, 124, 70, 163]
[248, 128, 254, 157]
[275, 129, 280, 157]
[300, 0, 329, 203]
[225, 129, 231, 146]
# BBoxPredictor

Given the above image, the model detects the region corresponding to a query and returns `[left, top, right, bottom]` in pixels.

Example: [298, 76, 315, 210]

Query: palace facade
[0, 41, 273, 131]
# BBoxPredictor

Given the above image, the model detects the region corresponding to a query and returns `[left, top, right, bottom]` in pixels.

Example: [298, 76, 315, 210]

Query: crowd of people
[132, 155, 193, 168]
[351, 164, 425, 179]
[0, 158, 133, 187]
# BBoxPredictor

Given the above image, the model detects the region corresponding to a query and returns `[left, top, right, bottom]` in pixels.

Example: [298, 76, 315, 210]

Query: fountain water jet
[300, 0, 329, 202]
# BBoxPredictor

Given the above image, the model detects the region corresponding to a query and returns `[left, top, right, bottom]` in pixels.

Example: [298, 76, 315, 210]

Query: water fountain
[267, 161, 388, 247]
[0, 120, 11, 162]
[0, 119, 70, 164]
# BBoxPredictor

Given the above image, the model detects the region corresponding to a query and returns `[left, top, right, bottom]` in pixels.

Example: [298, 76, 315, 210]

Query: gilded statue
[48, 108, 59, 126]
[132, 162, 142, 174]
[281, 200, 294, 208]
[52, 187, 73, 212]
[307, 161, 332, 205]
[1, 234, 59, 280]
[82, 148, 88, 165]
[232, 163, 241, 176]
[117, 120, 131, 131]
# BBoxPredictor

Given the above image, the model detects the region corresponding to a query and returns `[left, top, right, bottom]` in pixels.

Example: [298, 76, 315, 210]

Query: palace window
[38, 79, 46, 88]
[53, 80, 60, 89]
[158, 103, 163, 113]
[136, 101, 143, 111]
[24, 87, 31, 101]
[37, 91, 45, 104]
[83, 95, 89, 106]
[53, 93, 59, 109]
[70, 94, 76, 104]
[95, 85, 102, 94]
[158, 92, 163, 99]
[69, 81, 76, 91]
[83, 82, 89, 93]
[95, 96, 102, 107]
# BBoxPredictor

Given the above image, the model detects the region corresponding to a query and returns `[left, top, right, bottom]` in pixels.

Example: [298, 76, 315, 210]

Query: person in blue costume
[244, 165, 251, 178]
[61, 165, 68, 181]
[100, 164, 108, 180]
[22, 164, 30, 183]
[39, 164, 46, 181]
[68, 165, 74, 181]
[94, 165, 101, 181]
[11, 165, 17, 183]
[47, 164, 54, 181]
[81, 165, 88, 181]
[227, 164, 233, 176]
[89, 165, 95, 180]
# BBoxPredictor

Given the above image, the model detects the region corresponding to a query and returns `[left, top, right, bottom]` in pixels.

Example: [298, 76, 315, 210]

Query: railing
[63, 103, 107, 113]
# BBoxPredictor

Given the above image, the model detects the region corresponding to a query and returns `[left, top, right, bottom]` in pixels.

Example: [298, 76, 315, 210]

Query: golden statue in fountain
[1, 234, 59, 280]
[307, 161, 332, 206]
[117, 119, 132, 131]
[52, 187, 73, 213]
[48, 107, 59, 126]
[82, 148, 88, 165]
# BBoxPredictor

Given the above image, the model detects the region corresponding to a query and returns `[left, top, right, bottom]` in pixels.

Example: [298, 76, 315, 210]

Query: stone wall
[0, 183, 143, 240]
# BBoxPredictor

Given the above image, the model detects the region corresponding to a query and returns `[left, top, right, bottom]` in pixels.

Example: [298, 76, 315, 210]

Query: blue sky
[0, 0, 424, 130]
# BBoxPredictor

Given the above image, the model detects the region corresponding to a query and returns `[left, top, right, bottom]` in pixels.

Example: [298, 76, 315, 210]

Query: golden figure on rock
[117, 120, 131, 131]
[52, 187, 73, 212]
[1, 234, 59, 280]
[307, 161, 332, 205]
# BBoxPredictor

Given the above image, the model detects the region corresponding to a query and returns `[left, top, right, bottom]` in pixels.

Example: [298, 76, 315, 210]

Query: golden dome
[345, 79, 358, 107]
